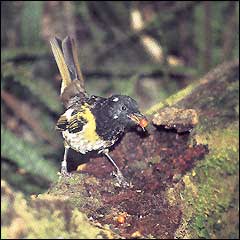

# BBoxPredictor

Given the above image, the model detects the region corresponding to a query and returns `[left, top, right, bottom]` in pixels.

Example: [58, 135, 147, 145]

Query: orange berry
[117, 215, 125, 224]
[139, 118, 148, 128]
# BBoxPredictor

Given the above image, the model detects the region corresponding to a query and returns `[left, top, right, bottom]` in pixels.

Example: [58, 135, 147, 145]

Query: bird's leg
[61, 145, 71, 177]
[102, 149, 130, 187]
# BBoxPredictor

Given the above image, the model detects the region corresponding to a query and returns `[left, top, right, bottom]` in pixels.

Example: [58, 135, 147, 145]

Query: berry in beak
[129, 113, 148, 130]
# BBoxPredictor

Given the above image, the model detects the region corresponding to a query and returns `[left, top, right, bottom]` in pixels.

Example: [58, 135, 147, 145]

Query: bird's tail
[50, 36, 86, 107]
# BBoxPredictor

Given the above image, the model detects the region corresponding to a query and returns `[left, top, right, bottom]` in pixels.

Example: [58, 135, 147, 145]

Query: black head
[105, 95, 148, 130]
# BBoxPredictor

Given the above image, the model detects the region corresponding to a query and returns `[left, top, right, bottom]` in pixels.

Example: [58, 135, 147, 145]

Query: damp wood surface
[2, 60, 239, 239]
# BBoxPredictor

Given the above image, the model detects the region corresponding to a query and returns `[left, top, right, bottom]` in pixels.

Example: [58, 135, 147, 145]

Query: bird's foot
[112, 170, 132, 188]
[59, 166, 72, 178]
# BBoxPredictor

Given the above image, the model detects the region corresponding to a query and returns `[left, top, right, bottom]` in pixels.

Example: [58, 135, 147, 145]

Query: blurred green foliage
[1, 1, 239, 196]
[1, 126, 58, 182]
[2, 62, 62, 113]
[21, 1, 44, 47]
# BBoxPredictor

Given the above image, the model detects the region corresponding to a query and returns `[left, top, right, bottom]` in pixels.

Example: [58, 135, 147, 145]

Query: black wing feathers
[56, 110, 87, 133]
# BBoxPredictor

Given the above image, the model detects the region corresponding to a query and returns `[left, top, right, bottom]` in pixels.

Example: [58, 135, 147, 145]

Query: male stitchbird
[50, 36, 148, 186]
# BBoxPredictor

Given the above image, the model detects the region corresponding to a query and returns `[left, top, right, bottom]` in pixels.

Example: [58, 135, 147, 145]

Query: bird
[50, 36, 148, 187]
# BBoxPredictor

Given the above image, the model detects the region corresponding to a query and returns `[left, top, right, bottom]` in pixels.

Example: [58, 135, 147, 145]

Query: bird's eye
[121, 105, 127, 111]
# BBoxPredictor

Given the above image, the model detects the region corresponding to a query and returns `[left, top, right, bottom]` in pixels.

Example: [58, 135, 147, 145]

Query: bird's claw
[60, 166, 72, 178]
[112, 170, 132, 188]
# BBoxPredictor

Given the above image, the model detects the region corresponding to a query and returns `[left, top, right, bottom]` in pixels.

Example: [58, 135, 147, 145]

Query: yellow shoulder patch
[81, 104, 100, 142]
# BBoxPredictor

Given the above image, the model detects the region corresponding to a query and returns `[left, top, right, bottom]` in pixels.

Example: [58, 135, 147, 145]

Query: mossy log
[1, 60, 239, 239]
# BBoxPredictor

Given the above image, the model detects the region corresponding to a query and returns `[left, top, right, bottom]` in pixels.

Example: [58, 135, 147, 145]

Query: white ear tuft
[112, 97, 119, 102]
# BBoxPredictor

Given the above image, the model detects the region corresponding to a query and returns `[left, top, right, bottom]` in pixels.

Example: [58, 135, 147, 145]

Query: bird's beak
[128, 113, 148, 131]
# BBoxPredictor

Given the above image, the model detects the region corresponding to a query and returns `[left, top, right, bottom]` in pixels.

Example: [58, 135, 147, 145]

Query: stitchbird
[50, 36, 148, 186]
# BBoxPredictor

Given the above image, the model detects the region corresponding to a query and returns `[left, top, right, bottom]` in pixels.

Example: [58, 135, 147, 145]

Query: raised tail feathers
[50, 36, 86, 107]
[62, 36, 84, 85]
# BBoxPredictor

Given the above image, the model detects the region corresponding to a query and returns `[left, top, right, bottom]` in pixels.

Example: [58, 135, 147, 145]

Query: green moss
[176, 123, 239, 239]
[148, 156, 162, 164]
[49, 174, 103, 216]
[1, 180, 115, 239]
[146, 82, 197, 115]
[128, 159, 148, 170]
